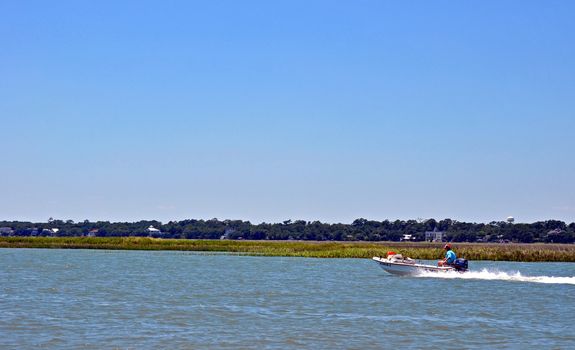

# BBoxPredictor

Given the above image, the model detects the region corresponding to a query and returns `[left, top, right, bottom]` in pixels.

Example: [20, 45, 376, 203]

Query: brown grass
[0, 237, 573, 262]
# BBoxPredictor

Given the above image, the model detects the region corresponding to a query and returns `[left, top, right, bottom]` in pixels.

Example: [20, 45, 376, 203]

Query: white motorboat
[372, 253, 468, 276]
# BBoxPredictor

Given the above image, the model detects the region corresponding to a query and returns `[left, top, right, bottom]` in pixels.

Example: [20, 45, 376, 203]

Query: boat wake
[416, 268, 575, 285]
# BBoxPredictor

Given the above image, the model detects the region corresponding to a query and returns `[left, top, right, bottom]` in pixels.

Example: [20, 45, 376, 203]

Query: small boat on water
[373, 252, 468, 276]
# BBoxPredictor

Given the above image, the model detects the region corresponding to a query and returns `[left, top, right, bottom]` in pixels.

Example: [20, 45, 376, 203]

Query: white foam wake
[416, 268, 575, 285]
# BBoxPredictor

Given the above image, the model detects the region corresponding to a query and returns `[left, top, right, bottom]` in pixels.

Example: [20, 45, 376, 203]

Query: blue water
[0, 249, 573, 349]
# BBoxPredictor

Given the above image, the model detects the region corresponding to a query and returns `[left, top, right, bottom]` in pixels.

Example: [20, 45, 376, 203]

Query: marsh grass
[0, 237, 573, 262]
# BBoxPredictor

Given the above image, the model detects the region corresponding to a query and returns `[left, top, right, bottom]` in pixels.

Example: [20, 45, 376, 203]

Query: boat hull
[372, 257, 457, 276]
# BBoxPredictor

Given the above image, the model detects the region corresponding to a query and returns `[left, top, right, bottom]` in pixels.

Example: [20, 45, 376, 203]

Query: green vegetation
[1, 237, 574, 262]
[1, 218, 574, 243]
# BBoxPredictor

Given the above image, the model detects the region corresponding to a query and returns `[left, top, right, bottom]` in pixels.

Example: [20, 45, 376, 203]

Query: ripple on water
[0, 250, 573, 349]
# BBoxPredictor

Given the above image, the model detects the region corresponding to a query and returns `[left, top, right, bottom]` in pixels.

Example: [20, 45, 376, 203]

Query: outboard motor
[453, 258, 468, 271]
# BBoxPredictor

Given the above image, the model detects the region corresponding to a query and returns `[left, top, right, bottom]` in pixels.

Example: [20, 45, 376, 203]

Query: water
[0, 249, 573, 349]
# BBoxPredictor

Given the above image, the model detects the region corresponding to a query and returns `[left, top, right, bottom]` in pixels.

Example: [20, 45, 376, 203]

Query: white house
[147, 225, 162, 236]
[425, 228, 444, 242]
[87, 229, 99, 237]
[0, 227, 14, 236]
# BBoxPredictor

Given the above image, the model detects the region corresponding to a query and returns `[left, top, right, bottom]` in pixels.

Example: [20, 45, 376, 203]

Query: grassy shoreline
[1, 237, 574, 262]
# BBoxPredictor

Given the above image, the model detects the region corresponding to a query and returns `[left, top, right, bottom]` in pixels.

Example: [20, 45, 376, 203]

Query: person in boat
[438, 243, 456, 267]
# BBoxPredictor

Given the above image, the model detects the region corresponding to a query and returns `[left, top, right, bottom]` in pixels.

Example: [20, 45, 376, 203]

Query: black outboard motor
[453, 258, 468, 271]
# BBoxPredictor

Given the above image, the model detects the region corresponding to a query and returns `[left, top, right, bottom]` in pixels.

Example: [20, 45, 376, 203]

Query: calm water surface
[1, 249, 574, 349]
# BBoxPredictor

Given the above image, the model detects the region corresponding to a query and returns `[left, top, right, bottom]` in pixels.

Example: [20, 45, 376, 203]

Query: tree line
[1, 218, 574, 243]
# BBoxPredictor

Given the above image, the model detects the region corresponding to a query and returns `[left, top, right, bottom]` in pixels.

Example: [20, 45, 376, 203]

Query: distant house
[401, 234, 414, 241]
[147, 225, 162, 237]
[546, 228, 564, 243]
[220, 228, 236, 240]
[425, 228, 444, 242]
[87, 229, 99, 237]
[0, 227, 14, 236]
[547, 228, 564, 235]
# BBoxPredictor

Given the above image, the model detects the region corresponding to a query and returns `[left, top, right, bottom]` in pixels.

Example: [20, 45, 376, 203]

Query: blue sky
[1, 1, 574, 224]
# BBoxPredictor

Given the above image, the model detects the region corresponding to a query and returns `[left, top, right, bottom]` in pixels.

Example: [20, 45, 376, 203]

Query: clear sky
[1, 1, 574, 224]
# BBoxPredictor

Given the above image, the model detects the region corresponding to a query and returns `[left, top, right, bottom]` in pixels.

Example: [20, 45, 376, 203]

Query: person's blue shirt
[445, 249, 456, 264]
